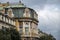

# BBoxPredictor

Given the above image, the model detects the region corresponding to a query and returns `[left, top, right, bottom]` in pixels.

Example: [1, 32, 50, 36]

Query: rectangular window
[25, 27, 29, 35]
[19, 22, 23, 28]
[19, 29, 23, 34]
[2, 26, 6, 32]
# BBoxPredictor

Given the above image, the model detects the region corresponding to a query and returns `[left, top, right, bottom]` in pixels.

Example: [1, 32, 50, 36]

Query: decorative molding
[7, 8, 14, 17]
[23, 8, 30, 17]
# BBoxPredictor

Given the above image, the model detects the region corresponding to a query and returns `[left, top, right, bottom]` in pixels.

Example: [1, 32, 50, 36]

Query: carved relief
[23, 8, 30, 17]
[7, 8, 14, 17]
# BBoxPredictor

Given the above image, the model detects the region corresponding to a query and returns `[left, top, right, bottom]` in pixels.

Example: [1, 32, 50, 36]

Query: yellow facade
[15, 19, 20, 31]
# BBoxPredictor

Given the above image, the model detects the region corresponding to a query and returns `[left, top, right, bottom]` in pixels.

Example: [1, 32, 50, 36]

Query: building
[0, 1, 39, 40]
[0, 11, 16, 32]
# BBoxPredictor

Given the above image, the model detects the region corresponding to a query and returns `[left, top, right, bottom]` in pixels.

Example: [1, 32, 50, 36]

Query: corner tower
[5, 1, 39, 40]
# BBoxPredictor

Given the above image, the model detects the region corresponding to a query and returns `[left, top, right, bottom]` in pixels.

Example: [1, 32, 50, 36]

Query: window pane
[19, 29, 23, 34]
[19, 22, 23, 28]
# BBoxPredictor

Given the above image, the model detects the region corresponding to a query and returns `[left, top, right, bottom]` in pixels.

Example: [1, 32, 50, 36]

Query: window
[25, 27, 29, 29]
[19, 29, 23, 34]
[25, 29, 28, 32]
[25, 27, 29, 35]
[2, 26, 6, 32]
[12, 9, 24, 17]
[19, 22, 23, 28]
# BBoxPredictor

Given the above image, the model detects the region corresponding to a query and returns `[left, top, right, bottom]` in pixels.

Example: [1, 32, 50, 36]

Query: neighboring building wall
[0, 2, 9, 7]
[0, 13, 16, 30]
[0, 22, 13, 29]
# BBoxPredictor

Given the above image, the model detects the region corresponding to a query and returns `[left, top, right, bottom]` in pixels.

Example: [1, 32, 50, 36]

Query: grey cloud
[22, 0, 60, 9]
[0, 0, 60, 10]
[46, 0, 60, 5]
[0, 0, 60, 40]
[38, 17, 60, 40]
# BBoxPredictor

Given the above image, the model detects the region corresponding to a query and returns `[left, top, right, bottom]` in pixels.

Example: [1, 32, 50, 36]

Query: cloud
[38, 5, 60, 40]
[0, 0, 60, 40]
[46, 0, 60, 5]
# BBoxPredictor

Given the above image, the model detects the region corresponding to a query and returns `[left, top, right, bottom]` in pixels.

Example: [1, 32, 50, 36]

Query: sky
[0, 0, 60, 40]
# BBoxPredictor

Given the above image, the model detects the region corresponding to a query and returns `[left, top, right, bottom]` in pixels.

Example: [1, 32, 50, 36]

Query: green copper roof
[7, 4, 25, 8]
[5, 2, 38, 19]
[6, 2, 26, 8]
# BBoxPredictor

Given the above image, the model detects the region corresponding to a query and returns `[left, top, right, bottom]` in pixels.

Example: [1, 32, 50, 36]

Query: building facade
[0, 13, 16, 32]
[0, 1, 39, 40]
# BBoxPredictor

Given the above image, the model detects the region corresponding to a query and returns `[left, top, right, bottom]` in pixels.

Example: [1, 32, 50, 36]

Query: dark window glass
[19, 22, 23, 28]
[19, 29, 23, 34]
[25, 27, 29, 35]
[2, 26, 6, 33]
[12, 8, 24, 17]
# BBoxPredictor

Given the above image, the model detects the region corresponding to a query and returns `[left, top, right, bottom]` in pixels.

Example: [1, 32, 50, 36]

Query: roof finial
[19, 0, 22, 3]
[19, 0, 24, 5]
